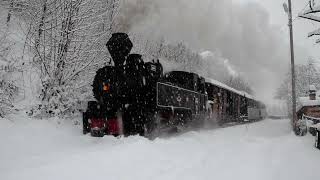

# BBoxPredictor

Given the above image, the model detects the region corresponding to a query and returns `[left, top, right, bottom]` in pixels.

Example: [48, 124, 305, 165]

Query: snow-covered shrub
[0, 30, 18, 117]
[28, 76, 92, 118]
[0, 80, 18, 117]
[16, 0, 120, 117]
[0, 81, 15, 117]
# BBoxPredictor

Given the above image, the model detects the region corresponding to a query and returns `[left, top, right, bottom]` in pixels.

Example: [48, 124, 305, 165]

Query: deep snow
[0, 113, 319, 180]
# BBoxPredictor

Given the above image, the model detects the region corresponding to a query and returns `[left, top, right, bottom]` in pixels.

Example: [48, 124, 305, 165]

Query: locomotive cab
[157, 71, 208, 128]
[163, 71, 206, 93]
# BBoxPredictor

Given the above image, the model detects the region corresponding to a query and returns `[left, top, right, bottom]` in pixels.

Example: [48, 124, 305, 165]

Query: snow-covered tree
[280, 62, 320, 98]
[0, 28, 18, 117]
[227, 76, 253, 95]
[1, 0, 254, 117]
[132, 34, 253, 94]
[15, 0, 120, 117]
[299, 0, 320, 43]
[275, 62, 320, 116]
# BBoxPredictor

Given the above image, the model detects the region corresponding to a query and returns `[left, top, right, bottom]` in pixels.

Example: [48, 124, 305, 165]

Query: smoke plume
[116, 0, 290, 102]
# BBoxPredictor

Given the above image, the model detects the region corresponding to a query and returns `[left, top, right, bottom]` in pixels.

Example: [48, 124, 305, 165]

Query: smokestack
[106, 33, 133, 67]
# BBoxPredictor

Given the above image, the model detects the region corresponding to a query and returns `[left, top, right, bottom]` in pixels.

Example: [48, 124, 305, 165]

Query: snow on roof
[297, 85, 320, 112]
[312, 123, 320, 130]
[310, 85, 316, 91]
[297, 96, 320, 112]
[298, 97, 320, 106]
[205, 77, 254, 100]
[200, 51, 214, 59]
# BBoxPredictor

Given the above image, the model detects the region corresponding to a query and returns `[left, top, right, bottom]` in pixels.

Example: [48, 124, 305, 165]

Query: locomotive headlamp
[103, 83, 110, 92]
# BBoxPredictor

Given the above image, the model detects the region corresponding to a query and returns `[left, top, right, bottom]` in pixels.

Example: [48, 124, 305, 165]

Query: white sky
[239, 0, 320, 64]
[126, 0, 320, 103]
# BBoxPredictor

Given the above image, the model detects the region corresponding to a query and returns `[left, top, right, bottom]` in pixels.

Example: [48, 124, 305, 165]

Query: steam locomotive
[82, 33, 266, 138]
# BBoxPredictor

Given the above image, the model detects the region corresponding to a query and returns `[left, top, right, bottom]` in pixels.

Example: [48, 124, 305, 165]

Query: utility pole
[284, 0, 297, 129]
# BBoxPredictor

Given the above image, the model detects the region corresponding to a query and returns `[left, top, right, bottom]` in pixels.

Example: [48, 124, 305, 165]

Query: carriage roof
[205, 78, 254, 100]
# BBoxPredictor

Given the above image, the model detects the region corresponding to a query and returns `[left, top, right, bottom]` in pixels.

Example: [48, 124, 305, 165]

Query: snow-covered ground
[1, 113, 319, 180]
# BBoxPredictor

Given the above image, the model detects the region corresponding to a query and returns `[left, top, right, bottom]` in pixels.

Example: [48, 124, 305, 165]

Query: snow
[300, 5, 320, 15]
[1, 113, 319, 180]
[298, 13, 320, 23]
[205, 77, 254, 100]
[296, 88, 320, 112]
[309, 123, 320, 131]
[298, 96, 320, 107]
[0, 60, 8, 66]
[297, 97, 320, 112]
[308, 28, 320, 37]
[266, 100, 288, 117]
[309, 85, 316, 92]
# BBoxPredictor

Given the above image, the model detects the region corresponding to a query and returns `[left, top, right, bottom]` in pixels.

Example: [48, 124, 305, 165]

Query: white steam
[117, 0, 291, 102]
[200, 50, 238, 78]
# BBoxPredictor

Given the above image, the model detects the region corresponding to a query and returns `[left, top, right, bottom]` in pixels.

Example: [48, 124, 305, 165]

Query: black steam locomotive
[82, 33, 208, 137]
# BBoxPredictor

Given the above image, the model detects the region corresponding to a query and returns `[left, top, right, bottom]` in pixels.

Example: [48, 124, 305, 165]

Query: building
[296, 85, 320, 120]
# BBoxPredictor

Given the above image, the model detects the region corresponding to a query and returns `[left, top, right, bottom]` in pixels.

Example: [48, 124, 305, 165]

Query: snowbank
[0, 114, 319, 180]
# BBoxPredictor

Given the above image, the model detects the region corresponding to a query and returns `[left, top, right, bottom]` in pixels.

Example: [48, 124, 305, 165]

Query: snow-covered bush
[13, 0, 120, 117]
[0, 29, 18, 117]
[0, 80, 18, 117]
[29, 82, 88, 118]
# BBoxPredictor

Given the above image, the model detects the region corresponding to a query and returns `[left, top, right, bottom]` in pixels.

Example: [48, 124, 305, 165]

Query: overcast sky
[240, 0, 320, 62]
[119, 0, 320, 103]
[230, 0, 320, 102]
